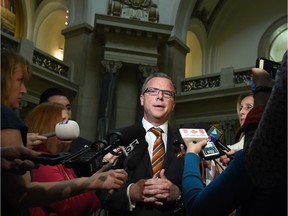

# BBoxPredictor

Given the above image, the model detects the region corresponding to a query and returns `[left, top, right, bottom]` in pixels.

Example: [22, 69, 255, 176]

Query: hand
[101, 148, 122, 171]
[219, 149, 237, 166]
[90, 169, 128, 190]
[186, 139, 207, 155]
[27, 133, 47, 149]
[1, 146, 41, 175]
[143, 169, 181, 205]
[129, 179, 147, 202]
[251, 68, 275, 88]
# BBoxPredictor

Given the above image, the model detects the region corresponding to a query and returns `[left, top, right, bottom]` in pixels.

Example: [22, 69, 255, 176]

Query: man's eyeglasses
[143, 87, 175, 99]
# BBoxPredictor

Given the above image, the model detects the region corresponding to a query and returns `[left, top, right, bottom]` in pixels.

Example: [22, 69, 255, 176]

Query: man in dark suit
[103, 72, 185, 216]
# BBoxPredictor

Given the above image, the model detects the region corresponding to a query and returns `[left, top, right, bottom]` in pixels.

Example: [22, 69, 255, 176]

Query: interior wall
[207, 0, 287, 73]
[35, 10, 66, 59]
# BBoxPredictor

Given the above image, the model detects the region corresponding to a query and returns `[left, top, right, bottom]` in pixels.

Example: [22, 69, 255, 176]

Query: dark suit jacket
[101, 125, 186, 216]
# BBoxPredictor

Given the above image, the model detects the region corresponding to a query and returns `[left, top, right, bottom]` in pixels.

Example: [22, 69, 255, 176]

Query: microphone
[40, 120, 80, 140]
[123, 139, 148, 170]
[104, 135, 148, 204]
[64, 125, 146, 171]
[106, 124, 146, 147]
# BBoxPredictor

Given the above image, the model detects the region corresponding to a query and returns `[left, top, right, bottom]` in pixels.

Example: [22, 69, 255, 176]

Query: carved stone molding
[101, 59, 123, 74]
[138, 64, 159, 78]
[108, 0, 159, 22]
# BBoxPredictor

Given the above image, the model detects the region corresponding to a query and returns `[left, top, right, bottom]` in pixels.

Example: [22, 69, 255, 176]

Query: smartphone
[201, 140, 220, 160]
[256, 58, 281, 79]
[252, 58, 281, 91]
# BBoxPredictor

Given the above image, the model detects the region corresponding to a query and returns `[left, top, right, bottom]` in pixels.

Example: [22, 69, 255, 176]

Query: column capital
[138, 64, 159, 78]
[101, 59, 123, 74]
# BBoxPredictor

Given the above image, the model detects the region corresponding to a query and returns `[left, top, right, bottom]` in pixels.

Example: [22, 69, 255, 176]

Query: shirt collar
[142, 118, 168, 134]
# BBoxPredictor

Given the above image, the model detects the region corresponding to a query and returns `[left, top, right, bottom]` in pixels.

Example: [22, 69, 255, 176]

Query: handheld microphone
[123, 139, 148, 170]
[106, 124, 146, 147]
[40, 120, 80, 140]
[64, 125, 146, 171]
[104, 137, 148, 204]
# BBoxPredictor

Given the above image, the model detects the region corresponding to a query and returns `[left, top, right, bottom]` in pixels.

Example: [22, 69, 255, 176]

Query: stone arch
[258, 16, 287, 62]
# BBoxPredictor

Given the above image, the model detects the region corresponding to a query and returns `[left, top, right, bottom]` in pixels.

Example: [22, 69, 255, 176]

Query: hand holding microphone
[42, 120, 80, 140]
[27, 120, 80, 149]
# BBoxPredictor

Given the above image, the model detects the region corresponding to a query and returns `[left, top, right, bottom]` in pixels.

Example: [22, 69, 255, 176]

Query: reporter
[182, 52, 286, 216]
[220, 92, 254, 166]
[1, 51, 128, 215]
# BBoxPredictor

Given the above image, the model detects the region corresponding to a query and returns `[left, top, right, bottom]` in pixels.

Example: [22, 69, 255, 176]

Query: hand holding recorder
[179, 128, 220, 159]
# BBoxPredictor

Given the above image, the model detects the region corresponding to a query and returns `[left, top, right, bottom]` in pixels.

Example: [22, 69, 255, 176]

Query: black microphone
[103, 135, 148, 204]
[65, 125, 146, 167]
[106, 124, 146, 147]
[123, 139, 148, 170]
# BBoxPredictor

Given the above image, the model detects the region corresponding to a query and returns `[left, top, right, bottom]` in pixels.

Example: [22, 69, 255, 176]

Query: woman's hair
[141, 72, 176, 95]
[1, 51, 31, 104]
[25, 102, 65, 135]
[236, 92, 254, 114]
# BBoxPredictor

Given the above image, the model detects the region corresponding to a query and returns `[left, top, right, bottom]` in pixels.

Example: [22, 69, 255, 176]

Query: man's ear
[140, 95, 144, 106]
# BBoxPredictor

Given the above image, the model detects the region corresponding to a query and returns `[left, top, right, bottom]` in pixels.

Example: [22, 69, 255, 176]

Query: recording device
[180, 123, 232, 160]
[206, 126, 231, 152]
[179, 128, 220, 159]
[251, 58, 281, 91]
[256, 58, 281, 79]
[40, 120, 80, 140]
[23, 125, 146, 176]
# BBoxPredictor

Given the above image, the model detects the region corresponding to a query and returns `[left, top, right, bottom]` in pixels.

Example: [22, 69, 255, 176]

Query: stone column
[97, 60, 122, 140]
[220, 120, 236, 146]
[136, 64, 159, 123]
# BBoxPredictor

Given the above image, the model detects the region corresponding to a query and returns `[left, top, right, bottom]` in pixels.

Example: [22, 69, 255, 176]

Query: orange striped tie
[150, 127, 165, 176]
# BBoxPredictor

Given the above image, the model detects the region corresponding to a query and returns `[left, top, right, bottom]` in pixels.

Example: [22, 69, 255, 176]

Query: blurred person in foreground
[1, 51, 128, 216]
[1, 146, 40, 175]
[182, 52, 287, 216]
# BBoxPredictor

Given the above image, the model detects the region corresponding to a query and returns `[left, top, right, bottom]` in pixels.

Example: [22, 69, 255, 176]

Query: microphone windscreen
[124, 139, 148, 170]
[55, 120, 80, 140]
[107, 125, 146, 146]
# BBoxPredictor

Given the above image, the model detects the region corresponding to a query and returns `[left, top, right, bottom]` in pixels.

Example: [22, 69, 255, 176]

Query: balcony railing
[33, 49, 69, 77]
[1, 31, 70, 78]
[1, 31, 252, 94]
[181, 69, 252, 93]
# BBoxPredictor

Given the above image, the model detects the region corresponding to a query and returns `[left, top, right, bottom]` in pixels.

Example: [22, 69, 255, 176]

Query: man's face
[48, 95, 72, 119]
[140, 77, 176, 126]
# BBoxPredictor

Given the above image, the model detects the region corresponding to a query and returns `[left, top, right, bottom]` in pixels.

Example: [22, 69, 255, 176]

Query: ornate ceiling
[191, 0, 227, 33]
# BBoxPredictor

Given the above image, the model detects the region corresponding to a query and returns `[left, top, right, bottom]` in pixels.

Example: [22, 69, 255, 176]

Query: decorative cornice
[94, 14, 173, 41]
[62, 23, 93, 38]
[167, 36, 190, 54]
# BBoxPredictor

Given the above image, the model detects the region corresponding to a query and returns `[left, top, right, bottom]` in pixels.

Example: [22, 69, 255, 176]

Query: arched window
[185, 31, 202, 78]
[258, 16, 287, 62]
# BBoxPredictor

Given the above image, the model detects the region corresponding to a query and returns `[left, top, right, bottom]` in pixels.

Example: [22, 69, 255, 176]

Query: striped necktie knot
[150, 127, 162, 137]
